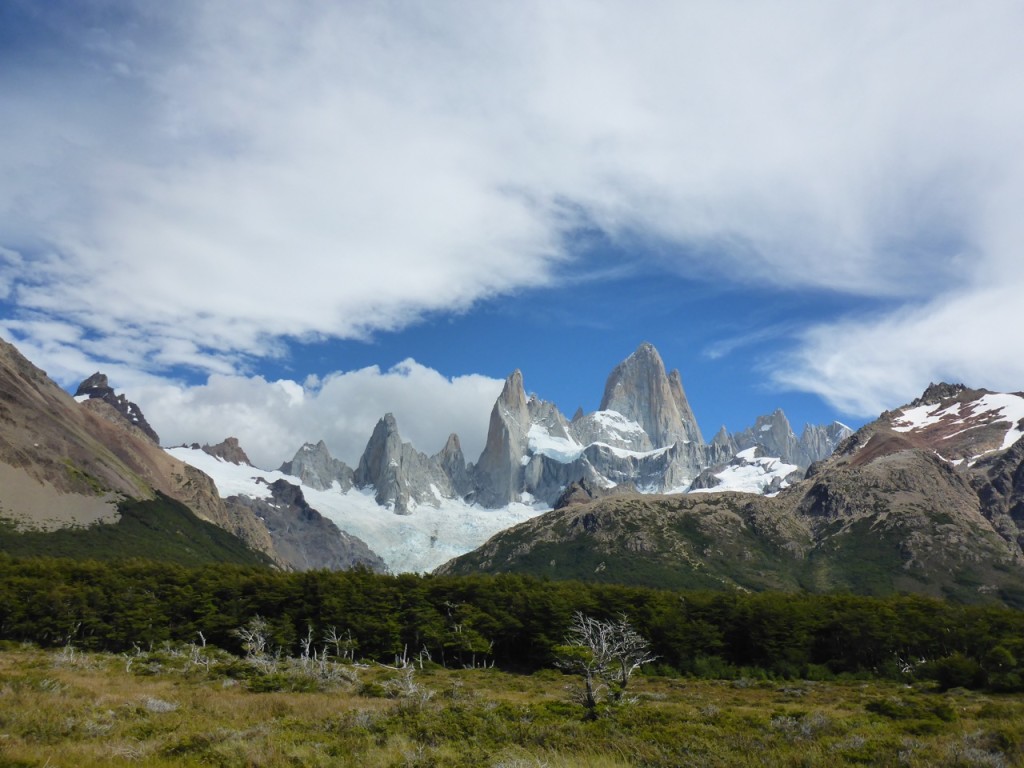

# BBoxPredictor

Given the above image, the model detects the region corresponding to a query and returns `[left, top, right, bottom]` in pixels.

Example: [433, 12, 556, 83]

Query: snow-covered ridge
[688, 447, 799, 497]
[892, 392, 1024, 452]
[166, 447, 546, 574]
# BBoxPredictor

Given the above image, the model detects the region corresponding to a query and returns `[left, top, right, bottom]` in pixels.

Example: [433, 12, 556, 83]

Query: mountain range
[276, 341, 852, 515]
[5, 334, 1024, 606]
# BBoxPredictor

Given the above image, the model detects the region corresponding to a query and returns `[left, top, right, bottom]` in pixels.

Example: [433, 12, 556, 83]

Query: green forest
[2, 554, 1024, 693]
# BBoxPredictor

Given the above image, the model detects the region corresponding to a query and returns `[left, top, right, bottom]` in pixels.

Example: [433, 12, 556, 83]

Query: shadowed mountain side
[0, 493, 273, 567]
[227, 479, 386, 572]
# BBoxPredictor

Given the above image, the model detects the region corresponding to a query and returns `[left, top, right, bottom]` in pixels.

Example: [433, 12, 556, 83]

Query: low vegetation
[3, 556, 1024, 764]
[1, 642, 1023, 767]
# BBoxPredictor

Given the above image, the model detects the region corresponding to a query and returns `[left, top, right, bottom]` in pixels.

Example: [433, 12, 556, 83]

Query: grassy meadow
[1, 643, 1023, 767]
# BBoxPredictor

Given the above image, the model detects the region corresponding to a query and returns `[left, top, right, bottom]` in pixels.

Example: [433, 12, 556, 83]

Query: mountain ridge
[437, 382, 1024, 606]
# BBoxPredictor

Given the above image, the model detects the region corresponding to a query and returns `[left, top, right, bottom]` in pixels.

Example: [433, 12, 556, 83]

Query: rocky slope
[0, 336, 272, 565]
[226, 479, 385, 571]
[0, 335, 383, 571]
[439, 383, 1024, 606]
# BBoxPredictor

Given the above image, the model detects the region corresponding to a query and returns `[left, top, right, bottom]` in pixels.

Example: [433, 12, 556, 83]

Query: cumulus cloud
[129, 361, 504, 469]
[2, 2, 1024, 419]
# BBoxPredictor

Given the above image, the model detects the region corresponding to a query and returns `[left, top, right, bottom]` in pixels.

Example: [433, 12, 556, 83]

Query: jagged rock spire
[436, 432, 471, 497]
[473, 370, 531, 507]
[354, 414, 408, 511]
[74, 371, 161, 444]
[599, 342, 703, 448]
[355, 413, 468, 514]
[279, 440, 354, 491]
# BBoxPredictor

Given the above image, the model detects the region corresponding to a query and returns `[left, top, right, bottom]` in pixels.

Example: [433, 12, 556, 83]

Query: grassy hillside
[0, 493, 272, 568]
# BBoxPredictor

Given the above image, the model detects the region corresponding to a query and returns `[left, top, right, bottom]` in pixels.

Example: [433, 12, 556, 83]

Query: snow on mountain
[166, 446, 545, 573]
[526, 423, 584, 464]
[893, 392, 1024, 453]
[688, 447, 799, 496]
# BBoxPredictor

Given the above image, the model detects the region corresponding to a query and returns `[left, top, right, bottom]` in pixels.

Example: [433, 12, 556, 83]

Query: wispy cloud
[703, 324, 799, 361]
[2, 2, 1023, 421]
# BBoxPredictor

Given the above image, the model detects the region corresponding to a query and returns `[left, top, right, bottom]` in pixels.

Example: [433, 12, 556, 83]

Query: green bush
[865, 695, 956, 723]
[922, 653, 986, 691]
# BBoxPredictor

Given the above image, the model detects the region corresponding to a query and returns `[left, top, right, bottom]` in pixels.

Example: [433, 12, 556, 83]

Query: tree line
[1, 554, 1023, 690]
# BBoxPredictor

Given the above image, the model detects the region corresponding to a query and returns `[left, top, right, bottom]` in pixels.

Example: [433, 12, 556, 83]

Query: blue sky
[2, 2, 1023, 467]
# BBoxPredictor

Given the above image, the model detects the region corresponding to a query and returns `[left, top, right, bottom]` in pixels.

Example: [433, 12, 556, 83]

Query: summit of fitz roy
[9, 333, 1024, 606]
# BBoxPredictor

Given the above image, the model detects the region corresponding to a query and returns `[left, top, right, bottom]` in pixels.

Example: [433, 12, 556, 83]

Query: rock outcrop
[202, 437, 254, 466]
[75, 372, 160, 444]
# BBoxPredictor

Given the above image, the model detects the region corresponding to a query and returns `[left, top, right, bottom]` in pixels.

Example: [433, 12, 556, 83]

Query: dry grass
[0, 647, 1023, 767]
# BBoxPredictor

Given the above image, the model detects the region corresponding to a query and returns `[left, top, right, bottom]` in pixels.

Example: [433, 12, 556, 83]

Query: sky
[2, 1, 1023, 469]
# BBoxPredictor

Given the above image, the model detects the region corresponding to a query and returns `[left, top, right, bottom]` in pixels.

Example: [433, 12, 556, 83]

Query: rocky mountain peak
[355, 413, 465, 514]
[75, 372, 109, 394]
[599, 342, 703, 448]
[202, 437, 253, 466]
[279, 440, 353, 492]
[911, 382, 969, 407]
[74, 371, 160, 444]
[437, 432, 471, 497]
[729, 409, 851, 470]
[498, 369, 528, 410]
[711, 425, 736, 451]
[668, 368, 703, 443]
[441, 432, 462, 456]
[473, 370, 533, 507]
[355, 414, 403, 485]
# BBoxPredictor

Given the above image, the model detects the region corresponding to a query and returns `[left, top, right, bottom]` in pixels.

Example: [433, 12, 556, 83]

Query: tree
[555, 612, 657, 719]
[234, 615, 276, 673]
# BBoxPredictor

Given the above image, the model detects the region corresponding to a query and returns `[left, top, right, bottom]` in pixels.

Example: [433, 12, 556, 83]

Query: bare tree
[603, 614, 658, 702]
[234, 615, 276, 673]
[555, 612, 657, 719]
[323, 626, 358, 661]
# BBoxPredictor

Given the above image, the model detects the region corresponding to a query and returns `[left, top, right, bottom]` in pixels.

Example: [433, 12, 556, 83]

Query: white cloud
[773, 278, 1024, 417]
[1, 2, 1024, 417]
[129, 361, 504, 469]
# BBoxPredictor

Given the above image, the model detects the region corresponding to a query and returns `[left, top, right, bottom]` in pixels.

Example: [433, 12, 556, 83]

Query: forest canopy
[2, 555, 1023, 691]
